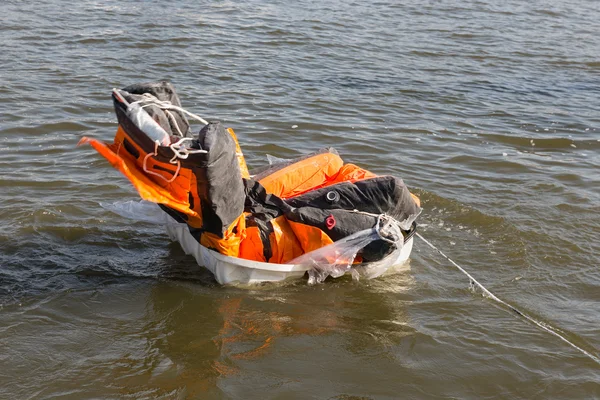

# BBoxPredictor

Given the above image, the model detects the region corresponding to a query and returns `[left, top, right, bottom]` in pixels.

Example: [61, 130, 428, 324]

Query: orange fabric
[239, 226, 266, 262]
[78, 135, 198, 219]
[227, 128, 250, 179]
[268, 216, 304, 264]
[80, 127, 245, 258]
[328, 163, 377, 185]
[200, 216, 246, 257]
[82, 125, 416, 263]
[259, 153, 344, 198]
[110, 126, 192, 198]
[287, 220, 334, 254]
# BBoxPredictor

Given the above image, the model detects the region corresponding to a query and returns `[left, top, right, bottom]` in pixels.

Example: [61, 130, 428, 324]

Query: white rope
[167, 137, 208, 163]
[121, 92, 209, 163]
[134, 94, 209, 125]
[375, 214, 402, 245]
[116, 90, 208, 124]
[416, 232, 600, 366]
[115, 89, 209, 170]
[348, 211, 405, 246]
[142, 140, 181, 183]
[165, 109, 184, 136]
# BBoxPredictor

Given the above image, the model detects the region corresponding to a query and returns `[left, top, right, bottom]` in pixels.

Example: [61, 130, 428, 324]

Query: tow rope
[416, 232, 600, 366]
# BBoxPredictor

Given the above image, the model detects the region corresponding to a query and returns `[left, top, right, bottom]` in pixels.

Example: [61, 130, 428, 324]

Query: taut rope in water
[416, 232, 600, 366]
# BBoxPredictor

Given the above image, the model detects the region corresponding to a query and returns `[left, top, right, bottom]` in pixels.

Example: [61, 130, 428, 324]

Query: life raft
[80, 81, 421, 284]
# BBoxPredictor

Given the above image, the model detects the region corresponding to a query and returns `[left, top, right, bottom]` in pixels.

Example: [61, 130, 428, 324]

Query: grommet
[325, 214, 336, 230]
[326, 190, 340, 203]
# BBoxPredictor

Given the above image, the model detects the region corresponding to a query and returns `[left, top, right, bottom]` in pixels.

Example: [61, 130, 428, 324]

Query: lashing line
[416, 232, 600, 366]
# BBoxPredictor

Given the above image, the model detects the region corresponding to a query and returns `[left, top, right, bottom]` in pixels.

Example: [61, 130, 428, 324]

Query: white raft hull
[164, 215, 414, 285]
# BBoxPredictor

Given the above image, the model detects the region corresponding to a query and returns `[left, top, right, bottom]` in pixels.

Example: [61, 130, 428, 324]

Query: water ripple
[2, 0, 600, 397]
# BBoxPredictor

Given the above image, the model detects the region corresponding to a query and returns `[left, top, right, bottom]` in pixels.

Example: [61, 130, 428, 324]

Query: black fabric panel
[243, 179, 292, 222]
[246, 217, 273, 261]
[286, 176, 420, 224]
[188, 192, 195, 211]
[284, 207, 395, 261]
[122, 81, 183, 106]
[193, 122, 245, 237]
[122, 138, 139, 158]
[250, 147, 340, 180]
[361, 240, 396, 262]
[242, 177, 417, 262]
[152, 164, 177, 174]
[121, 81, 191, 137]
[263, 221, 274, 261]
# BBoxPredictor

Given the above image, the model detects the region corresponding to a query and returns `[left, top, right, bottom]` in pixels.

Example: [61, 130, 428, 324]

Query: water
[1, 0, 599, 398]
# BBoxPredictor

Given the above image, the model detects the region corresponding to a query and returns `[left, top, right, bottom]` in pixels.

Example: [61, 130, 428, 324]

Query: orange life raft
[80, 81, 421, 273]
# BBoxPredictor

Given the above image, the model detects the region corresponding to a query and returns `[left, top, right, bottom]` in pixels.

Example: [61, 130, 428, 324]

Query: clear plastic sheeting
[290, 215, 405, 284]
[351, 244, 405, 281]
[100, 200, 174, 225]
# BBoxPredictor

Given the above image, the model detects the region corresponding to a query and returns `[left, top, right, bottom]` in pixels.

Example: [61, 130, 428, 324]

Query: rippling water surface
[1, 0, 600, 398]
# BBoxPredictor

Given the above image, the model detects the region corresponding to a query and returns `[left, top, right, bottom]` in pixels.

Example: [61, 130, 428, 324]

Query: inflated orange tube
[327, 163, 377, 185]
[259, 153, 344, 198]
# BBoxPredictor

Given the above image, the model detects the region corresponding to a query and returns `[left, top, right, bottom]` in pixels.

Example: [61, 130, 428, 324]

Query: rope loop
[142, 140, 181, 183]
[132, 93, 209, 125]
[375, 214, 403, 245]
[168, 138, 207, 164]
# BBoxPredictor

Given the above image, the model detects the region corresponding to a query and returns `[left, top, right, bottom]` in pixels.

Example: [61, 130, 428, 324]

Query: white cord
[168, 137, 208, 164]
[416, 232, 600, 366]
[165, 109, 184, 136]
[375, 214, 402, 245]
[134, 93, 209, 125]
[122, 93, 210, 164]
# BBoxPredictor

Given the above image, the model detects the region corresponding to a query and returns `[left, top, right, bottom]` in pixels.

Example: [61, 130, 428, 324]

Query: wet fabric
[257, 151, 344, 198]
[251, 148, 339, 180]
[284, 208, 393, 261]
[193, 122, 246, 236]
[286, 176, 421, 230]
[121, 81, 191, 137]
[82, 81, 421, 267]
